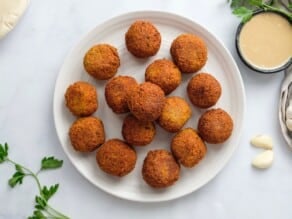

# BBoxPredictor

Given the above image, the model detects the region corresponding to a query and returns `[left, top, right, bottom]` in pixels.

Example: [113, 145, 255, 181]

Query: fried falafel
[96, 139, 137, 177]
[125, 20, 161, 58]
[84, 44, 120, 80]
[158, 96, 192, 133]
[171, 128, 207, 167]
[187, 73, 221, 108]
[105, 76, 138, 114]
[69, 117, 105, 152]
[127, 82, 165, 122]
[145, 59, 182, 95]
[122, 114, 156, 146]
[65, 81, 98, 117]
[198, 108, 233, 144]
[170, 33, 207, 73]
[142, 149, 180, 188]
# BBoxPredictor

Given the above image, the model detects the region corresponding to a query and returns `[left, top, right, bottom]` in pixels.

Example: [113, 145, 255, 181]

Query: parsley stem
[263, 3, 292, 20]
[6, 158, 42, 193]
[47, 204, 70, 219]
[6, 157, 69, 219]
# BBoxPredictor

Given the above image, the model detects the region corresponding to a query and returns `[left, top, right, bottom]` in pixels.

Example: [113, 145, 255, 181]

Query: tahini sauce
[239, 12, 292, 69]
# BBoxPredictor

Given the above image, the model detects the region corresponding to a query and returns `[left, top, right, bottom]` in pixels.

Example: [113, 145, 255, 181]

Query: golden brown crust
[187, 73, 222, 108]
[142, 149, 180, 188]
[122, 114, 156, 146]
[170, 34, 207, 73]
[127, 82, 165, 122]
[198, 108, 233, 144]
[65, 81, 98, 117]
[105, 76, 138, 114]
[69, 117, 105, 152]
[171, 128, 207, 167]
[145, 59, 182, 95]
[96, 139, 137, 177]
[83, 44, 120, 80]
[158, 96, 192, 133]
[125, 20, 161, 58]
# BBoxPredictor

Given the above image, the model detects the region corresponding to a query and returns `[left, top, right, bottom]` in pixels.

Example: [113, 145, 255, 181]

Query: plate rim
[53, 10, 246, 203]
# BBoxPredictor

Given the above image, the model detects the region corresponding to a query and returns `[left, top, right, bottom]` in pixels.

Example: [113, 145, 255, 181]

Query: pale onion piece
[286, 119, 292, 131]
[0, 0, 29, 39]
[286, 104, 292, 120]
[252, 150, 274, 169]
[250, 135, 273, 150]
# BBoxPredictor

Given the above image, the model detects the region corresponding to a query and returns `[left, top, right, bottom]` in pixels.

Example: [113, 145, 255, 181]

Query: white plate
[54, 11, 245, 202]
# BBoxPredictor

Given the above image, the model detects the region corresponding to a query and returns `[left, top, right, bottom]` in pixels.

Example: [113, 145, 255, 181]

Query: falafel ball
[96, 139, 137, 177]
[69, 117, 105, 152]
[105, 76, 138, 114]
[65, 81, 98, 117]
[125, 20, 161, 58]
[171, 128, 207, 167]
[142, 149, 180, 188]
[198, 108, 233, 144]
[127, 82, 165, 122]
[158, 96, 192, 133]
[187, 73, 222, 108]
[122, 114, 156, 146]
[170, 33, 207, 73]
[145, 59, 182, 95]
[83, 44, 120, 80]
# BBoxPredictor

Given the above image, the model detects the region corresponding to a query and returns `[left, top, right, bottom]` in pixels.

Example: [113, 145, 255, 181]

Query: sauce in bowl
[236, 11, 292, 73]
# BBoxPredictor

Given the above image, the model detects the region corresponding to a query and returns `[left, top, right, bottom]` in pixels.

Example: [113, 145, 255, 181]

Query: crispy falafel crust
[65, 81, 98, 117]
[145, 59, 182, 95]
[171, 128, 207, 167]
[125, 20, 161, 58]
[69, 117, 105, 152]
[96, 139, 137, 177]
[170, 34, 207, 73]
[127, 82, 165, 122]
[84, 44, 120, 80]
[198, 108, 233, 144]
[158, 96, 192, 133]
[122, 114, 156, 146]
[105, 76, 138, 113]
[142, 149, 180, 188]
[187, 73, 221, 108]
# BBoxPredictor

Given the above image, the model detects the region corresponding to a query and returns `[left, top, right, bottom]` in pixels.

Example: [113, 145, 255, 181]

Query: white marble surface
[0, 0, 291, 218]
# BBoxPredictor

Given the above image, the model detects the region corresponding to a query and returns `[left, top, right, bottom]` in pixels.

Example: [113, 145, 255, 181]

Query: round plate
[54, 11, 245, 202]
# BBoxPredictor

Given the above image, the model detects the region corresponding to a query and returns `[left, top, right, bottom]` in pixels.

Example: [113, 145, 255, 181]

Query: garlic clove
[0, 0, 30, 39]
[286, 104, 292, 120]
[250, 135, 273, 150]
[286, 119, 292, 131]
[252, 150, 274, 169]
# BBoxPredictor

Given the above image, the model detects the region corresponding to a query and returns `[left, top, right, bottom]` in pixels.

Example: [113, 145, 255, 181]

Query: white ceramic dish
[54, 11, 245, 202]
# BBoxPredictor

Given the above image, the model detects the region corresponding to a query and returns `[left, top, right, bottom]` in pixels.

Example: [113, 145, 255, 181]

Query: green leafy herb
[0, 143, 69, 219]
[41, 157, 63, 170]
[233, 6, 254, 22]
[42, 184, 59, 201]
[228, 0, 292, 22]
[0, 143, 9, 163]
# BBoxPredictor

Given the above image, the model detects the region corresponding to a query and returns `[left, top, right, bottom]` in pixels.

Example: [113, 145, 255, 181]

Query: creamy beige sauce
[239, 12, 292, 69]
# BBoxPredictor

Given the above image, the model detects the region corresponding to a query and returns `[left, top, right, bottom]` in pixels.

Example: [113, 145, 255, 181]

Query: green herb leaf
[28, 210, 46, 219]
[8, 171, 25, 187]
[289, 3, 292, 9]
[35, 196, 47, 210]
[249, 0, 263, 7]
[42, 184, 59, 201]
[41, 157, 63, 170]
[233, 6, 253, 22]
[0, 143, 9, 163]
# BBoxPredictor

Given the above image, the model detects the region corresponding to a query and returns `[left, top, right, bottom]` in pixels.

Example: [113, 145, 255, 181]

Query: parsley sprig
[0, 143, 69, 219]
[228, 0, 292, 22]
